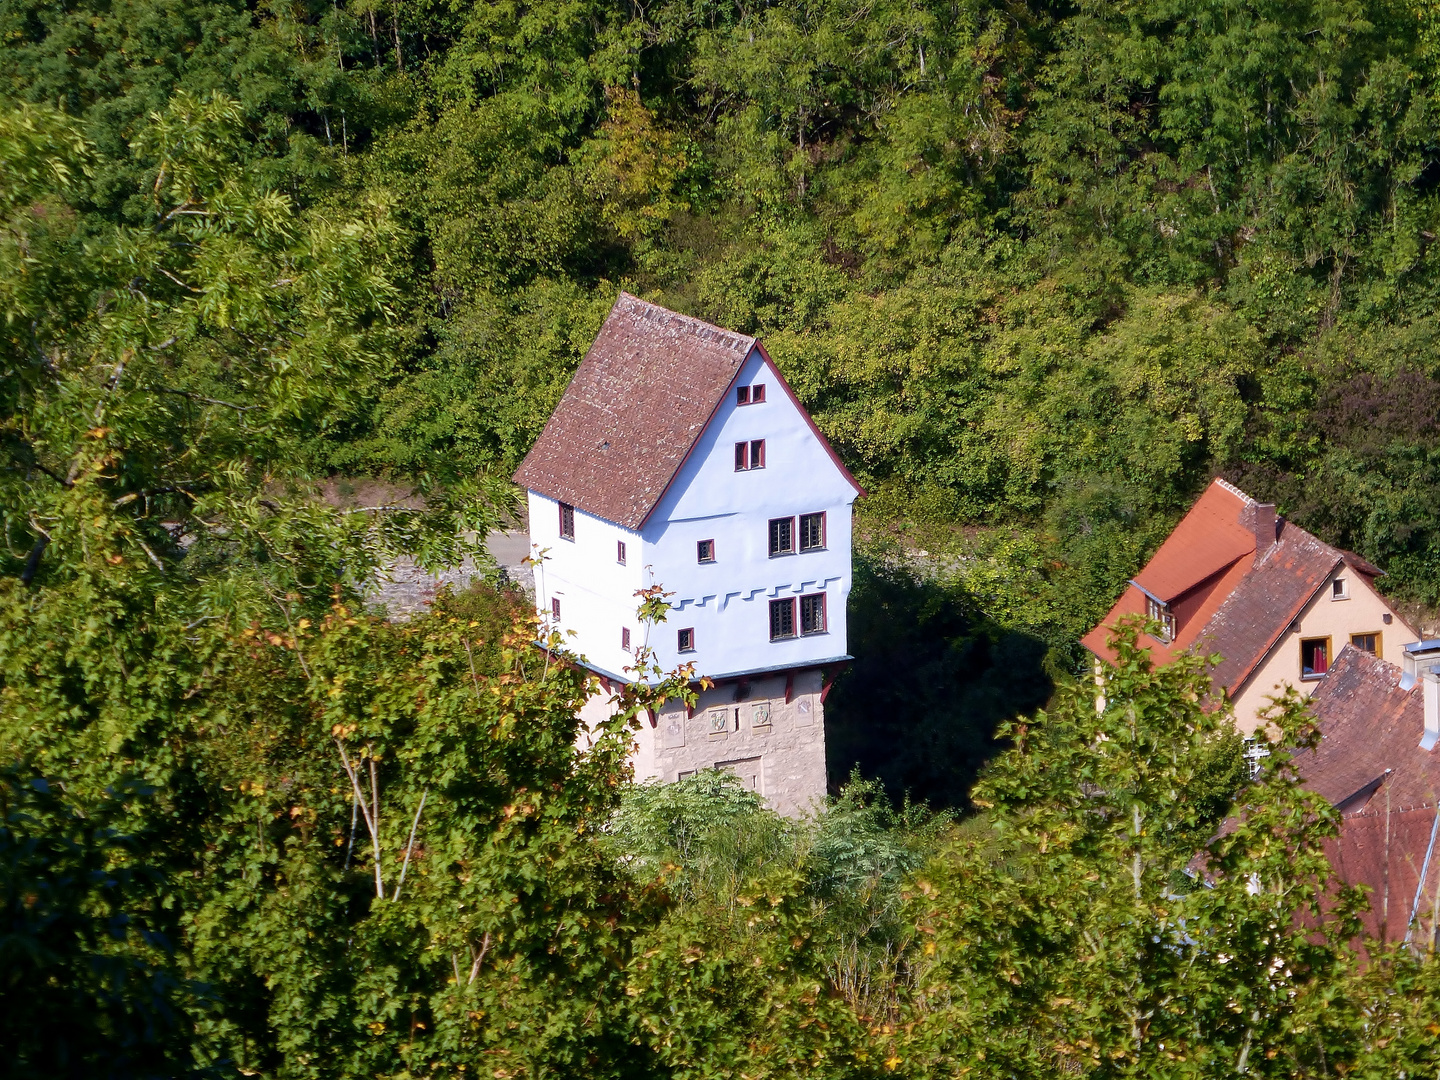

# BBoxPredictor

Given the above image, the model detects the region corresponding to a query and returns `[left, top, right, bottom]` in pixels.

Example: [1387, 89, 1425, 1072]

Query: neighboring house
[1292, 642, 1440, 946]
[513, 293, 863, 815]
[1082, 478, 1419, 733]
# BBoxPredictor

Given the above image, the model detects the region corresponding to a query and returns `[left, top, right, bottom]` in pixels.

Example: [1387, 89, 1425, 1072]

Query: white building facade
[515, 294, 862, 815]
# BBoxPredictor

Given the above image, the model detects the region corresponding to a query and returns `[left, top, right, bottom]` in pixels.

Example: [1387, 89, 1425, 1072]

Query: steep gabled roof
[1132, 481, 1256, 602]
[514, 294, 756, 530]
[1202, 525, 1344, 695]
[1081, 478, 1382, 698]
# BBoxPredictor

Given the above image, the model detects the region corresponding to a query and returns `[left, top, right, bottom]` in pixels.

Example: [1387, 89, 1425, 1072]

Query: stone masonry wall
[579, 669, 829, 818]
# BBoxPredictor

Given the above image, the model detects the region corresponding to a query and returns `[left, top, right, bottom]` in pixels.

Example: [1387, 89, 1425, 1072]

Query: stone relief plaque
[663, 716, 686, 748]
[795, 696, 814, 726]
[751, 701, 772, 728]
[708, 708, 731, 737]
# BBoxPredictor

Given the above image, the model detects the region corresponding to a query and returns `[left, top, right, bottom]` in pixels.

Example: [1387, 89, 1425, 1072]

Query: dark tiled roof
[1297, 647, 1440, 812]
[1201, 523, 1343, 695]
[513, 293, 756, 530]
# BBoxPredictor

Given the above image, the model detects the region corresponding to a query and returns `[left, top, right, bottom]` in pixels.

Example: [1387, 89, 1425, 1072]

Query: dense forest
[7, 0, 1440, 1075]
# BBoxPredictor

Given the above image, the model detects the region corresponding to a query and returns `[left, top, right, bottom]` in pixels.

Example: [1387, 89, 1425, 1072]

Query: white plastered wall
[527, 491, 646, 680]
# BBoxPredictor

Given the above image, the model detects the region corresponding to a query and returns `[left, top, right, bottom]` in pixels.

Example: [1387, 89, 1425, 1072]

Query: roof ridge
[615, 292, 755, 354]
[1213, 477, 1256, 505]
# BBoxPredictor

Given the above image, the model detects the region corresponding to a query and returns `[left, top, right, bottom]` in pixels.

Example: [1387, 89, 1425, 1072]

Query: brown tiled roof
[513, 294, 756, 529]
[1201, 524, 1343, 695]
[1325, 806, 1440, 944]
[1297, 647, 1440, 812]
[1292, 648, 1440, 943]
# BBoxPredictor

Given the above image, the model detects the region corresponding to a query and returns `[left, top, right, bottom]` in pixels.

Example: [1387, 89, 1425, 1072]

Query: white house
[513, 293, 863, 814]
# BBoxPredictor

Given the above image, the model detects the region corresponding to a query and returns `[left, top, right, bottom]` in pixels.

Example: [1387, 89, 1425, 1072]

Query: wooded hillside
[9, 0, 1440, 620]
[6, 1, 1440, 1076]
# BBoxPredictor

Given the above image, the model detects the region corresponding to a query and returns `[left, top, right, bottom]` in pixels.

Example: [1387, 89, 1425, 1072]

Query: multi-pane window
[1145, 596, 1176, 643]
[1301, 637, 1330, 677]
[551, 597, 561, 620]
[799, 512, 825, 551]
[616, 540, 626, 564]
[736, 384, 766, 405]
[558, 502, 575, 540]
[768, 517, 795, 557]
[800, 593, 827, 635]
[769, 598, 796, 640]
[677, 627, 695, 652]
[734, 439, 766, 470]
[1351, 632, 1380, 655]
[621, 627, 631, 652]
[697, 538, 715, 563]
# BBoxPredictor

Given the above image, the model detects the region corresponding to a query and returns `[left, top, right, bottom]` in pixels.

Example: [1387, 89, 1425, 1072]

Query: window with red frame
[677, 627, 695, 652]
[769, 598, 795, 640]
[734, 439, 765, 470]
[800, 593, 827, 635]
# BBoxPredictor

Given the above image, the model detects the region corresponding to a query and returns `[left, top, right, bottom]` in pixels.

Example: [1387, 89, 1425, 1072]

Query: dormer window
[558, 502, 575, 540]
[1146, 596, 1176, 643]
[735, 439, 765, 470]
[1331, 578, 1348, 600]
[736, 384, 766, 405]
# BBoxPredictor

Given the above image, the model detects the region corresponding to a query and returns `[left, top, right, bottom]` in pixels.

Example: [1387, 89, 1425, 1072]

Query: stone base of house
[577, 666, 838, 818]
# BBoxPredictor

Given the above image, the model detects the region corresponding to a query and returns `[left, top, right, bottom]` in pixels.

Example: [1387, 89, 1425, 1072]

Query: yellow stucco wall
[1230, 567, 1418, 733]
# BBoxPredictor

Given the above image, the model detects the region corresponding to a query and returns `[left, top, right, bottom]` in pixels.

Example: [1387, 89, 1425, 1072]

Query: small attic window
[697, 539, 715, 563]
[558, 502, 575, 540]
[616, 540, 626, 564]
[677, 627, 695, 653]
[737, 384, 766, 405]
[735, 440, 765, 470]
[1331, 578, 1348, 600]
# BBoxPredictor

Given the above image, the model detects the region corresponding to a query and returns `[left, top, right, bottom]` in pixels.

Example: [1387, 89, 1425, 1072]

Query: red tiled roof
[1133, 481, 1255, 602]
[513, 294, 756, 530]
[1082, 478, 1353, 699]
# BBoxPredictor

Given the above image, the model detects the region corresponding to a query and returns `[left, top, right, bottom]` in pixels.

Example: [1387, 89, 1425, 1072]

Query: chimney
[1252, 503, 1277, 561]
[1424, 673, 1440, 752]
[1402, 641, 1440, 749]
